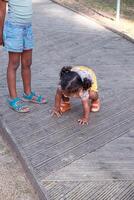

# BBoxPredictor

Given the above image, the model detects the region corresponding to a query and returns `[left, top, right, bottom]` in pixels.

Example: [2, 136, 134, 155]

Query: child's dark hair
[60, 66, 91, 93]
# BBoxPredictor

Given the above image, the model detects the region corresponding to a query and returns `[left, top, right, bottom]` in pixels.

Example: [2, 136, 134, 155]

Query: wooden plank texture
[0, 0, 134, 199]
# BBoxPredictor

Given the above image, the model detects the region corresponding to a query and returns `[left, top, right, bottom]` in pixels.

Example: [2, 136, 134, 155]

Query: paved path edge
[0, 117, 48, 200]
[51, 0, 134, 44]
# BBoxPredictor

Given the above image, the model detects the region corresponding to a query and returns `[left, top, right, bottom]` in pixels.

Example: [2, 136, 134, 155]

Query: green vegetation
[79, 0, 134, 20]
[122, 0, 134, 20]
[82, 0, 116, 15]
[124, 0, 134, 5]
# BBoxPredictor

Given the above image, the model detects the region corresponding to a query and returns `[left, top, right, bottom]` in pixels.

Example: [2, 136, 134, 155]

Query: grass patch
[82, 0, 116, 14]
[80, 0, 134, 20]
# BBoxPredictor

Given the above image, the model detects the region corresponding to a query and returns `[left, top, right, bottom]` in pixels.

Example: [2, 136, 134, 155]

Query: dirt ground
[54, 0, 134, 40]
[0, 135, 39, 200]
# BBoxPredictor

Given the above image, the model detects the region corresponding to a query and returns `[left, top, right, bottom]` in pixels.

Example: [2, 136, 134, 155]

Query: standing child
[0, 0, 47, 112]
[52, 66, 100, 125]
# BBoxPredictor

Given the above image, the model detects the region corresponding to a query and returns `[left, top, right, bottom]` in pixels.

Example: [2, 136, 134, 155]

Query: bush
[123, 0, 134, 5]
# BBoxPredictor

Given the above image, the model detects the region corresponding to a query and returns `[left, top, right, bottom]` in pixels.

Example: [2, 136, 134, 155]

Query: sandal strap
[23, 91, 47, 103]
[8, 97, 29, 111]
[31, 92, 45, 102]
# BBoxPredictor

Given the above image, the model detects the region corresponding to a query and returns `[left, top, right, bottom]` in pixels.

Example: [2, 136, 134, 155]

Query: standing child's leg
[7, 52, 30, 112]
[21, 49, 32, 95]
[7, 52, 21, 98]
[22, 50, 48, 104]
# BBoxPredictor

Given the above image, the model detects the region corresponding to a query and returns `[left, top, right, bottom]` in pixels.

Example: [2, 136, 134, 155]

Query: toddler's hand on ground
[78, 117, 88, 125]
[51, 107, 62, 118]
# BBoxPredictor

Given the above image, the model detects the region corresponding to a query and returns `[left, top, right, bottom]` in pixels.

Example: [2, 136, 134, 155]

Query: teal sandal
[8, 97, 30, 113]
[23, 91, 48, 104]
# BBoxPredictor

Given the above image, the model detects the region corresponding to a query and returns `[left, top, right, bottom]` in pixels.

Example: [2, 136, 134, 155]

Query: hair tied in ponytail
[83, 78, 92, 90]
[60, 66, 72, 78]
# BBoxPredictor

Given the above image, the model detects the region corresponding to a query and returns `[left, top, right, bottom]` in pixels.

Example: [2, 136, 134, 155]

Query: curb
[51, 0, 134, 44]
[0, 117, 48, 200]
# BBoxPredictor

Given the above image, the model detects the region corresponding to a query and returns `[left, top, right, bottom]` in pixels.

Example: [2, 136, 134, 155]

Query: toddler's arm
[52, 87, 62, 117]
[0, 0, 6, 46]
[78, 98, 90, 125]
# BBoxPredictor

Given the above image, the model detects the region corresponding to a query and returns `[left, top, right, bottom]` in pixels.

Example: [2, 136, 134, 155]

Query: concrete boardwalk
[0, 0, 134, 199]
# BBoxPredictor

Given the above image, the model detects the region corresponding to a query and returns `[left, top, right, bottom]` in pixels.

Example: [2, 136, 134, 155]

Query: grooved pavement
[0, 0, 134, 199]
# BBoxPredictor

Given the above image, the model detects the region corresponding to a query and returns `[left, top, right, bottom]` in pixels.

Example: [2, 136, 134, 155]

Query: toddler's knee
[89, 91, 98, 100]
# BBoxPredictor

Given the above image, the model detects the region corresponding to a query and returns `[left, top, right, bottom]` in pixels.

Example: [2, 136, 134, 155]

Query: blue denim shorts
[3, 21, 34, 52]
